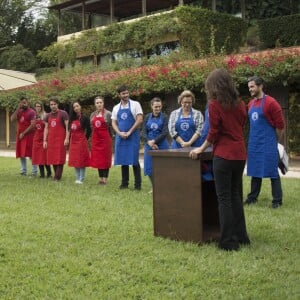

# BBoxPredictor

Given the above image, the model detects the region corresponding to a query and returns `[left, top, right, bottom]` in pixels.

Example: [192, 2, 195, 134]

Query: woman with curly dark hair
[190, 68, 250, 251]
[68, 101, 91, 184]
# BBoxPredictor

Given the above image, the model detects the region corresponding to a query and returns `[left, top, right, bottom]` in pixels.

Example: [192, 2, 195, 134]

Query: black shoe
[119, 185, 128, 189]
[244, 199, 257, 205]
[271, 202, 282, 209]
[134, 186, 141, 191]
[238, 238, 251, 245]
[218, 243, 240, 251]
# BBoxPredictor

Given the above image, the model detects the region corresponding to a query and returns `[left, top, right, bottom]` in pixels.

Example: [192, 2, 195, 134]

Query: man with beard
[111, 85, 143, 190]
[244, 76, 285, 209]
[11, 96, 37, 176]
[43, 96, 69, 181]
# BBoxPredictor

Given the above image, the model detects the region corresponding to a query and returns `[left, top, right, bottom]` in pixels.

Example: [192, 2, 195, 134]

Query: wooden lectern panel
[150, 148, 219, 244]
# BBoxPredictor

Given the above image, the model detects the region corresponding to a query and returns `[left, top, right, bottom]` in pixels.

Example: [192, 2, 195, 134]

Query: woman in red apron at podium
[142, 97, 169, 189]
[168, 90, 204, 149]
[90, 96, 112, 185]
[190, 69, 250, 251]
[32, 102, 52, 178]
[68, 101, 91, 184]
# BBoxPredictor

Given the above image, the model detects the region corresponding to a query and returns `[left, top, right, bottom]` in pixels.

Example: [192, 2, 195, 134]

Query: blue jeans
[75, 168, 86, 182]
[20, 157, 38, 175]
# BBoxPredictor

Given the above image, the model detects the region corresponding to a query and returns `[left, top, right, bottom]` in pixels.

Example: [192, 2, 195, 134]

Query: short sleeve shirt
[111, 99, 143, 120]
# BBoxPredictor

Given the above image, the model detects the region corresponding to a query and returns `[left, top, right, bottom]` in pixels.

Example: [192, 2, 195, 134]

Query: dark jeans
[213, 156, 249, 250]
[98, 169, 110, 178]
[247, 176, 283, 204]
[53, 164, 64, 180]
[121, 164, 141, 188]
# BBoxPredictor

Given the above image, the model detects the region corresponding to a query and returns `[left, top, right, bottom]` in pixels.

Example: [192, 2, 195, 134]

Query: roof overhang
[48, 0, 194, 19]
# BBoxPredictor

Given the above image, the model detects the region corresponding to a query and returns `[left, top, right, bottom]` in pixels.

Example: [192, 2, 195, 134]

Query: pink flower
[53, 79, 60, 86]
[227, 57, 237, 69]
[180, 71, 188, 78]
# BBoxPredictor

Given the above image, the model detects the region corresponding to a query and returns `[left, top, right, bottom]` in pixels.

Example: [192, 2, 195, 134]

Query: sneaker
[75, 180, 83, 184]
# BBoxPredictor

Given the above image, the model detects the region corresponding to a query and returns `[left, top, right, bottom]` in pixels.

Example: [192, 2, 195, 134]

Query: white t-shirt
[111, 99, 143, 120]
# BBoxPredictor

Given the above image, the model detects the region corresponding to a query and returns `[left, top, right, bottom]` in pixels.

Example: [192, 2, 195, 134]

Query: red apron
[16, 109, 35, 158]
[47, 111, 66, 165]
[32, 118, 47, 165]
[68, 119, 90, 168]
[90, 115, 112, 169]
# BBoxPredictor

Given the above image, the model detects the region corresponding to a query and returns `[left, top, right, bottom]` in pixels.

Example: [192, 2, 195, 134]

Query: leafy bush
[258, 14, 300, 48]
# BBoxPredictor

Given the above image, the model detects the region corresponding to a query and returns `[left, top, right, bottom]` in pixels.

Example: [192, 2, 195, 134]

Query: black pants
[53, 164, 64, 180]
[213, 156, 249, 250]
[39, 165, 52, 177]
[121, 164, 141, 188]
[98, 169, 109, 178]
[246, 176, 283, 205]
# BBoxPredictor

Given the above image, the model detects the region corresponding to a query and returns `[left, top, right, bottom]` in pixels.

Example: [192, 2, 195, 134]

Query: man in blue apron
[112, 85, 143, 190]
[245, 76, 285, 209]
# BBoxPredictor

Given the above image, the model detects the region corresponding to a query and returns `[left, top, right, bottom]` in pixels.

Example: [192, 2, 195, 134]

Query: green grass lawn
[0, 157, 299, 299]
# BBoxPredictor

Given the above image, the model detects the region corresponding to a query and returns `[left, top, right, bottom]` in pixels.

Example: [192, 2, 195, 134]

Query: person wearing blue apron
[112, 85, 143, 190]
[142, 97, 169, 188]
[168, 90, 204, 149]
[245, 76, 285, 209]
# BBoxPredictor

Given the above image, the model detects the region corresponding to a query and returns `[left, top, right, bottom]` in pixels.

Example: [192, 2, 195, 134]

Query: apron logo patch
[251, 112, 259, 121]
[180, 122, 190, 131]
[95, 120, 101, 128]
[71, 123, 77, 130]
[150, 123, 158, 130]
[20, 116, 24, 122]
[51, 120, 57, 127]
[36, 124, 41, 130]
[121, 112, 128, 120]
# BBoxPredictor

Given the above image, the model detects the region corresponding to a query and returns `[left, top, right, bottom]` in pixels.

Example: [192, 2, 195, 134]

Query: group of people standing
[11, 70, 285, 251]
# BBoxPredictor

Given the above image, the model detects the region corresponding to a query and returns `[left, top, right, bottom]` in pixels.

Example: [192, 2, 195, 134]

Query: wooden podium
[149, 148, 220, 244]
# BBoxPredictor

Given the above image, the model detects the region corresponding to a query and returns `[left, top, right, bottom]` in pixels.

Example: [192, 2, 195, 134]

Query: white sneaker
[75, 180, 83, 184]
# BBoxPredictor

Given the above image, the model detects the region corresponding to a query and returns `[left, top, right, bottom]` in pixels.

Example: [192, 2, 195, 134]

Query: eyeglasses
[35, 105, 41, 107]
[182, 101, 192, 105]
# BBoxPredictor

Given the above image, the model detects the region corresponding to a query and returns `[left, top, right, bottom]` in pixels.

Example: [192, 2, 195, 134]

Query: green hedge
[176, 6, 247, 56]
[258, 14, 300, 48]
[38, 6, 247, 66]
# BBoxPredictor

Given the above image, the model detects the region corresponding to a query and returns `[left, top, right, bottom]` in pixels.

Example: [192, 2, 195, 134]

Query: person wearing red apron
[90, 97, 112, 185]
[168, 90, 204, 149]
[68, 101, 91, 184]
[245, 76, 285, 209]
[32, 102, 52, 178]
[10, 96, 37, 176]
[43, 97, 69, 181]
[141, 97, 169, 190]
[112, 86, 143, 190]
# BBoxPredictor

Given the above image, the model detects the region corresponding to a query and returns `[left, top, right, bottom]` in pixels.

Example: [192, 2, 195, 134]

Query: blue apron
[171, 108, 201, 149]
[144, 113, 169, 176]
[247, 95, 278, 178]
[114, 101, 140, 165]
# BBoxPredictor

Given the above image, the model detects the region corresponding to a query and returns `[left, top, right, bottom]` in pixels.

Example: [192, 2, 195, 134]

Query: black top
[141, 112, 169, 144]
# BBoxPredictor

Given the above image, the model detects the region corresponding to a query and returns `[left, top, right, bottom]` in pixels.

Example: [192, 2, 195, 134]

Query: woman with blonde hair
[168, 90, 204, 149]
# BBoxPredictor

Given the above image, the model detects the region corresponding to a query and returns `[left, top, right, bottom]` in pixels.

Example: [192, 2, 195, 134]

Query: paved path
[1, 150, 299, 178]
